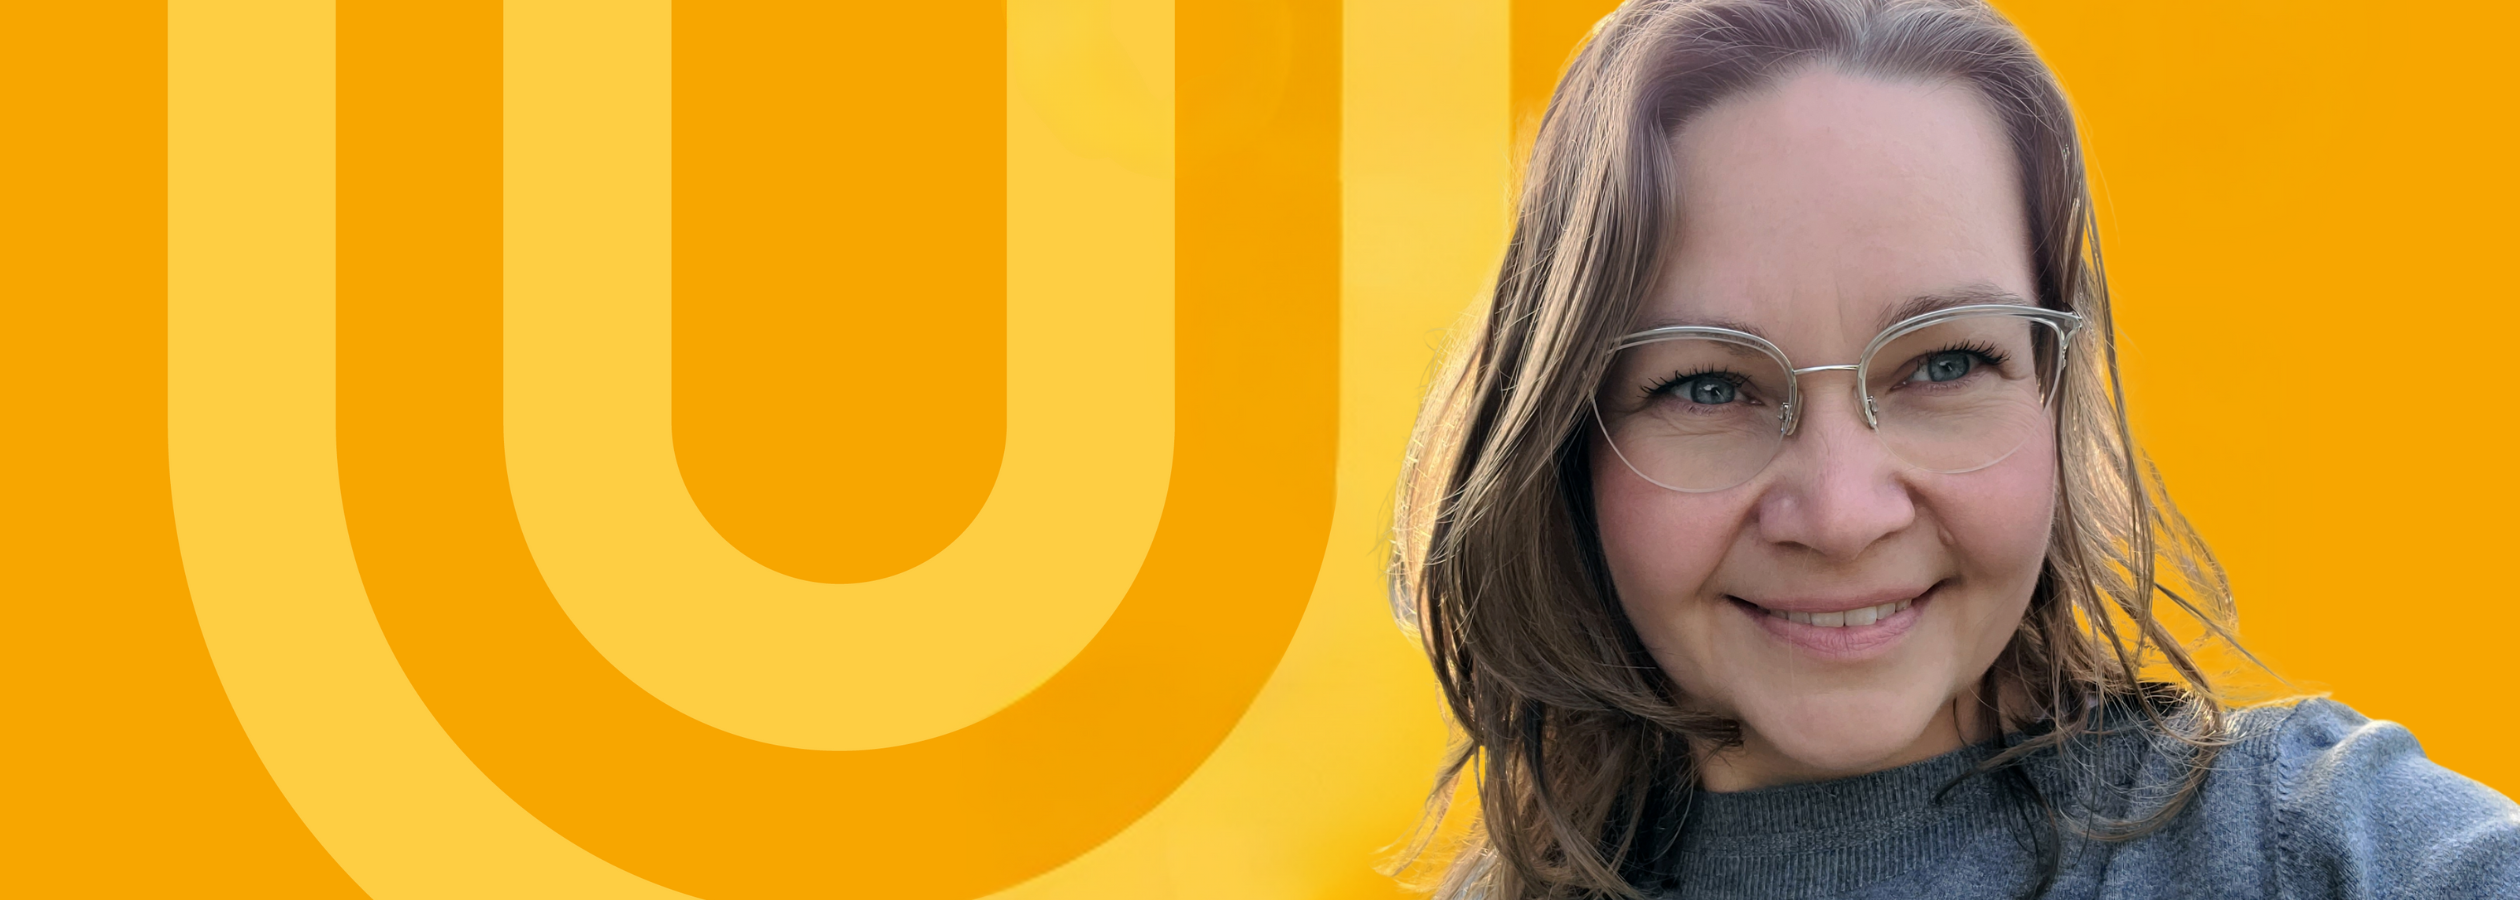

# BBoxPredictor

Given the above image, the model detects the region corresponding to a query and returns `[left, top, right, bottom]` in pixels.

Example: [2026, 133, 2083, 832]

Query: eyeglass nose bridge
[1779, 362, 1880, 436]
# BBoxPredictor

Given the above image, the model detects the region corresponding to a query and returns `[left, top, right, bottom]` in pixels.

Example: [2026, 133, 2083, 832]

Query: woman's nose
[1752, 380, 1917, 561]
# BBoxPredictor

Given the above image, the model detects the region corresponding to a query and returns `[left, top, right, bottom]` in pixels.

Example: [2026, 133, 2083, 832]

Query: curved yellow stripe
[169, 4, 690, 897]
[503, 0, 1174, 750]
[965, 6, 1512, 896]
[151, 1, 1502, 897]
[336, 2, 1342, 898]
[4, 5, 364, 895]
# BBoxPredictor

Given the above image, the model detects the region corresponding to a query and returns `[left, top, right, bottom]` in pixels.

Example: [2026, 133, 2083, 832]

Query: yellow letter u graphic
[331, 2, 1337, 899]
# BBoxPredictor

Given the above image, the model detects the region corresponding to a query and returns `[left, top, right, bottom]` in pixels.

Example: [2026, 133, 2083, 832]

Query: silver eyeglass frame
[1593, 303, 2086, 492]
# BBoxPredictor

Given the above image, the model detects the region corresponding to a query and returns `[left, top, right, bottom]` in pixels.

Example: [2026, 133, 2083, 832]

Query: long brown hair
[1390, 1, 2248, 897]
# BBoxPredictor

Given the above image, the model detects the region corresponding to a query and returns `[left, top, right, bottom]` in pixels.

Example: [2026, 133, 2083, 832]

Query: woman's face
[1591, 70, 2054, 789]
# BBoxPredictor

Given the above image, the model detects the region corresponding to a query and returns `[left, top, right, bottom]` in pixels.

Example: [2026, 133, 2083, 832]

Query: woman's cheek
[1592, 448, 1741, 682]
[1937, 432, 2057, 613]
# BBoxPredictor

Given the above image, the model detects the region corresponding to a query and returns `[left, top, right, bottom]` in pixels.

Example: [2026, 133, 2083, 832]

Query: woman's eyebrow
[1629, 285, 2029, 339]
[1625, 313, 1771, 339]
[1875, 284, 2033, 331]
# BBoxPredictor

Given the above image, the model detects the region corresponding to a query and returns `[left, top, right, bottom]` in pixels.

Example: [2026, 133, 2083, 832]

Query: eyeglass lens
[1596, 310, 2063, 492]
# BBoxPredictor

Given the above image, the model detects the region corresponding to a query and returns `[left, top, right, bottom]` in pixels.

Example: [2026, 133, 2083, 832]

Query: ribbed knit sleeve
[2270, 698, 2520, 900]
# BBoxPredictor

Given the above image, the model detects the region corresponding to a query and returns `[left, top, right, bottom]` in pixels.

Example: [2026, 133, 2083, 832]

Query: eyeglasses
[1592, 303, 2084, 493]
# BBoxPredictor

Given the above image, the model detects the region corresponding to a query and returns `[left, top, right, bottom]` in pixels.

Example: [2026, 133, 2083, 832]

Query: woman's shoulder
[2223, 696, 2506, 809]
[2209, 697, 2520, 896]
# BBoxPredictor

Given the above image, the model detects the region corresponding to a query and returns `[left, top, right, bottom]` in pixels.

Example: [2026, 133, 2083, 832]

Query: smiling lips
[1733, 587, 1935, 658]
[1761, 598, 1911, 628]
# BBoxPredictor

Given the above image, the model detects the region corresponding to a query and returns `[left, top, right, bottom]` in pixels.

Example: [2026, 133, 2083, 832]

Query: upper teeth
[1767, 599, 1911, 627]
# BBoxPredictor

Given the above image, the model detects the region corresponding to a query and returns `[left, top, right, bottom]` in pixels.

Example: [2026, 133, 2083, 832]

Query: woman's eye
[1906, 351, 1977, 384]
[1668, 375, 1739, 405]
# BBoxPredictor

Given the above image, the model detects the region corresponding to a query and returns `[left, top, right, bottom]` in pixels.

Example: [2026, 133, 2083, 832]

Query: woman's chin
[1729, 691, 1956, 783]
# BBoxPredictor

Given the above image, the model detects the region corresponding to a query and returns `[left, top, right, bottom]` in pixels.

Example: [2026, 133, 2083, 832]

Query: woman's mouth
[1728, 585, 1936, 659]
[1758, 597, 1911, 627]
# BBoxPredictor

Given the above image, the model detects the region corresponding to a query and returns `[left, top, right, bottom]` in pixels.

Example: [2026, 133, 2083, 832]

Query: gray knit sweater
[1654, 699, 2520, 899]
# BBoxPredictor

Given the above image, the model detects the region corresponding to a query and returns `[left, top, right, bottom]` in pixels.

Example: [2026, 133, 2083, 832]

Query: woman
[1390, 1, 2520, 897]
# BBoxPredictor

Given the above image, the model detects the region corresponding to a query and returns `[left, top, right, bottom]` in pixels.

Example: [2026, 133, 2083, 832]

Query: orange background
[4, 2, 2512, 898]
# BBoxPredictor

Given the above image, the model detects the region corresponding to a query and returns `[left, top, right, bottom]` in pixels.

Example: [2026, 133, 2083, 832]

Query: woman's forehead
[1646, 69, 2034, 349]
